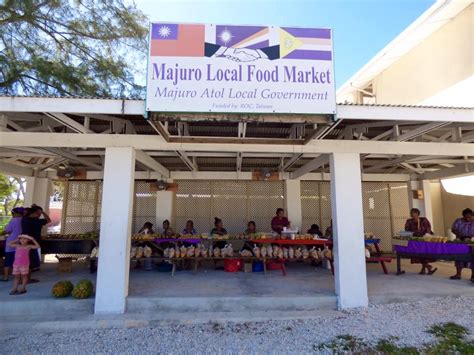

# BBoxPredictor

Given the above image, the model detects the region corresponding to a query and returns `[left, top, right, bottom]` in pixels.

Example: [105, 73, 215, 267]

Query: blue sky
[133, 0, 435, 89]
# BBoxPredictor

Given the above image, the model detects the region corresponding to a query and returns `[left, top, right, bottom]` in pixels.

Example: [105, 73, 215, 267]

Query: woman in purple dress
[405, 208, 436, 275]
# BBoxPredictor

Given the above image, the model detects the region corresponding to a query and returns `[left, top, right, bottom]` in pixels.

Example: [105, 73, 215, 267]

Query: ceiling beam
[291, 155, 329, 179]
[0, 161, 34, 176]
[42, 147, 102, 170]
[304, 120, 341, 144]
[421, 164, 474, 180]
[394, 121, 451, 142]
[154, 112, 329, 124]
[83, 114, 136, 134]
[364, 155, 411, 172]
[175, 150, 198, 171]
[282, 153, 304, 171]
[1, 132, 472, 157]
[44, 112, 92, 134]
[135, 149, 170, 177]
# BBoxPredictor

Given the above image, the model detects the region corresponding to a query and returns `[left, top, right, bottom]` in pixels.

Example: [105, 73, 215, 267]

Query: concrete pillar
[285, 180, 302, 232]
[408, 180, 433, 222]
[24, 177, 52, 212]
[330, 153, 368, 309]
[95, 147, 135, 314]
[156, 190, 174, 229]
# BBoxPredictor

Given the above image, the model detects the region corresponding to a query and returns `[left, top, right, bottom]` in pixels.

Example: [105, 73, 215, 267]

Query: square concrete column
[285, 180, 302, 232]
[156, 190, 175, 228]
[408, 180, 433, 223]
[95, 147, 135, 314]
[330, 153, 368, 309]
[24, 177, 52, 212]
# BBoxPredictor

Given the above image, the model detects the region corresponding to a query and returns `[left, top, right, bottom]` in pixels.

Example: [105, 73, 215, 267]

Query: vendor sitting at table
[271, 208, 290, 234]
[405, 208, 437, 275]
[182, 220, 196, 235]
[307, 224, 323, 238]
[210, 217, 227, 236]
[241, 221, 257, 251]
[162, 220, 175, 237]
[245, 221, 257, 235]
[210, 217, 228, 249]
[450, 208, 474, 281]
[138, 222, 155, 235]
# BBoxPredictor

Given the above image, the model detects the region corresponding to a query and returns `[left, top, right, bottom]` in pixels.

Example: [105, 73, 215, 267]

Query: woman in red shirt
[271, 208, 290, 234]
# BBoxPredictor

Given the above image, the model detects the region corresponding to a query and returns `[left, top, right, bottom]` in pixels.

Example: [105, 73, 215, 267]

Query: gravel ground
[2, 296, 474, 354]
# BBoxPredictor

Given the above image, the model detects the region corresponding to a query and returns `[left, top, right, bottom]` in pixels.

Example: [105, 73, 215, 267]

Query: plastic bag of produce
[272, 246, 279, 258]
[194, 245, 201, 257]
[144, 246, 152, 258]
[266, 245, 273, 257]
[240, 249, 252, 257]
[163, 247, 170, 258]
[323, 247, 332, 259]
[310, 247, 319, 259]
[136, 247, 144, 259]
[277, 248, 284, 259]
[253, 245, 261, 257]
[91, 247, 99, 258]
[168, 247, 175, 258]
[180, 245, 187, 258]
[294, 248, 303, 259]
[213, 247, 221, 257]
[260, 246, 267, 257]
[302, 248, 309, 259]
[288, 247, 294, 259]
[187, 246, 195, 257]
[283, 247, 289, 259]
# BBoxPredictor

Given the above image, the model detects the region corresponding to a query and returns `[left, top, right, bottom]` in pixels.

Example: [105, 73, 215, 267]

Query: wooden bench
[366, 256, 392, 274]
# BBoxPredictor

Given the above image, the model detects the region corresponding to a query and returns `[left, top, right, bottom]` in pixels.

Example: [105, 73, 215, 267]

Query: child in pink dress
[8, 234, 40, 295]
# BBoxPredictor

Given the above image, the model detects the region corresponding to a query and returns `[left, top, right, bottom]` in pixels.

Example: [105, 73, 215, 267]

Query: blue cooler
[252, 261, 264, 272]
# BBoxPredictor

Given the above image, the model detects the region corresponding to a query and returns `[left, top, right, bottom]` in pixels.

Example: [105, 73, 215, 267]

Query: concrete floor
[1, 258, 474, 317]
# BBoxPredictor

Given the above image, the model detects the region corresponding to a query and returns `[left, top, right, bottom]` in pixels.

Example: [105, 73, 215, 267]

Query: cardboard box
[243, 263, 252, 273]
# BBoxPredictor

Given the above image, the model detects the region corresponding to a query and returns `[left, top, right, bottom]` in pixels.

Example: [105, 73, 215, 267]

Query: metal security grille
[301, 181, 409, 251]
[301, 181, 332, 235]
[363, 183, 392, 250]
[61, 180, 101, 234]
[62, 180, 157, 235]
[132, 181, 157, 232]
[175, 180, 213, 234]
[174, 180, 285, 234]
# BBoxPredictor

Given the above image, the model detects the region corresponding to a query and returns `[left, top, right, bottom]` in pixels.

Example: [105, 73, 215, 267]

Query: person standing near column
[450, 208, 474, 281]
[1, 207, 24, 282]
[21, 205, 51, 281]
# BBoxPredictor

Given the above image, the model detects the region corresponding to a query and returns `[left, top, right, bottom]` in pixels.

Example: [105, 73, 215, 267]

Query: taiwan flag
[150, 23, 205, 57]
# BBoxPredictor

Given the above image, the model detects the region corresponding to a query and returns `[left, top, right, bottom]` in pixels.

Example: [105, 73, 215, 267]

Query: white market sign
[146, 23, 336, 114]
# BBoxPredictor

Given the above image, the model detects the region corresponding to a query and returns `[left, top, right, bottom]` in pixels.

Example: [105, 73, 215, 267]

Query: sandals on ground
[450, 275, 461, 280]
[9, 290, 19, 295]
[428, 267, 438, 275]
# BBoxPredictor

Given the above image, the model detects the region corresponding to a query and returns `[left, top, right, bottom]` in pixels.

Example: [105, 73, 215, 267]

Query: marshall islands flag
[149, 23, 332, 61]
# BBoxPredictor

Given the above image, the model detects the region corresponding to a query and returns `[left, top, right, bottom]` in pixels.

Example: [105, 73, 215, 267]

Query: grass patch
[425, 322, 474, 354]
[314, 322, 473, 354]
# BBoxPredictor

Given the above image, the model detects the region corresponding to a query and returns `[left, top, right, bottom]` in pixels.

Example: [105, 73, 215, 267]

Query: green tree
[0, 174, 24, 216]
[0, 0, 148, 98]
